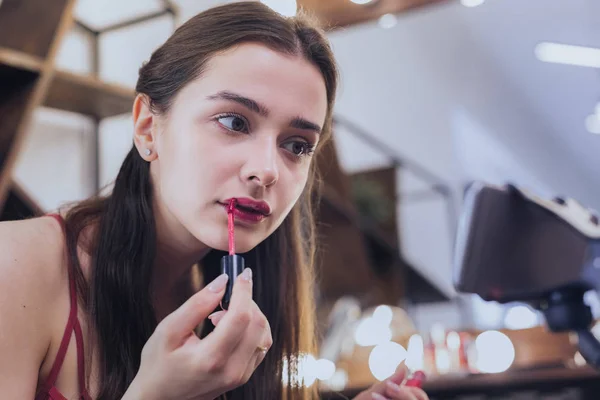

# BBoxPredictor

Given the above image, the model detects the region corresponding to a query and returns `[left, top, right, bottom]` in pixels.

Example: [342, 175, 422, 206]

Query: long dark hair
[63, 3, 338, 399]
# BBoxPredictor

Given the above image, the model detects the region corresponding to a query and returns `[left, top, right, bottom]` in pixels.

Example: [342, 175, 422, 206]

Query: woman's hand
[124, 268, 272, 400]
[353, 365, 429, 400]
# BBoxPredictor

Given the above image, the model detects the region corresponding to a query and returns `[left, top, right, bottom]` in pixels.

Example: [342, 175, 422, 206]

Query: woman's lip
[223, 197, 271, 216]
[220, 203, 267, 223]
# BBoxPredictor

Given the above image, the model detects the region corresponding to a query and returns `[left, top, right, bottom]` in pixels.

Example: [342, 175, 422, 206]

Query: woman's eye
[282, 141, 315, 157]
[217, 115, 248, 132]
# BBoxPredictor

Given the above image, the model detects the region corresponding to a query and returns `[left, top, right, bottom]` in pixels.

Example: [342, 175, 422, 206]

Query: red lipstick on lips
[223, 197, 270, 223]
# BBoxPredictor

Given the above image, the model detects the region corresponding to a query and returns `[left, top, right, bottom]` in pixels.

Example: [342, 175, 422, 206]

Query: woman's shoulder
[0, 215, 70, 396]
[0, 215, 70, 323]
[0, 215, 69, 290]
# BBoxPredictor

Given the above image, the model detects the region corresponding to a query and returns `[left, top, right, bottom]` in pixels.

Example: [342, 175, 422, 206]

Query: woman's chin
[230, 239, 257, 254]
[203, 237, 259, 255]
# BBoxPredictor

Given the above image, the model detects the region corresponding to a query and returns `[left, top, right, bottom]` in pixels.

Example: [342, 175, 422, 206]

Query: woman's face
[140, 43, 328, 253]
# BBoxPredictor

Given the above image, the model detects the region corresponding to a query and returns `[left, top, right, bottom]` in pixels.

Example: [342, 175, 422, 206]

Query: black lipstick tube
[220, 254, 245, 310]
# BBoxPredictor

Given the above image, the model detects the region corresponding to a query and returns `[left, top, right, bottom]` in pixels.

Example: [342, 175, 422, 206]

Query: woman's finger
[404, 387, 428, 400]
[219, 302, 273, 382]
[199, 269, 254, 358]
[160, 273, 228, 347]
[208, 310, 227, 326]
[384, 381, 417, 400]
[226, 302, 272, 383]
[371, 393, 391, 400]
[237, 307, 271, 382]
[251, 315, 272, 369]
[366, 364, 409, 396]
[241, 340, 268, 381]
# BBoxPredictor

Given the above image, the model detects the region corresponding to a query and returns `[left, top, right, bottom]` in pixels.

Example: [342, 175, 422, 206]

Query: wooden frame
[298, 0, 450, 29]
[0, 0, 180, 218]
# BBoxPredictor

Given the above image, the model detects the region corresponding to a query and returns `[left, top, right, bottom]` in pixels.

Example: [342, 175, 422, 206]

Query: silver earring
[145, 149, 152, 156]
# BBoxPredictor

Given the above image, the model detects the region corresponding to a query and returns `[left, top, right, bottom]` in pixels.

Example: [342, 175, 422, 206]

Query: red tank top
[35, 214, 91, 400]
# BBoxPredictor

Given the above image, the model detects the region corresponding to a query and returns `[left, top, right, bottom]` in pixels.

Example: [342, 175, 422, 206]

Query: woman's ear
[133, 94, 158, 161]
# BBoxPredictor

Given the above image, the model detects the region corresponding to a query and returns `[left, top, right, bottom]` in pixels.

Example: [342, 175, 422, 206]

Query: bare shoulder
[0, 216, 68, 298]
[0, 216, 68, 397]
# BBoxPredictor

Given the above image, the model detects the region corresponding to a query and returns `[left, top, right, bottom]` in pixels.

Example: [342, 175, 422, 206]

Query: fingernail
[208, 274, 229, 292]
[240, 267, 252, 282]
[209, 311, 226, 326]
[371, 393, 387, 400]
[386, 381, 402, 395]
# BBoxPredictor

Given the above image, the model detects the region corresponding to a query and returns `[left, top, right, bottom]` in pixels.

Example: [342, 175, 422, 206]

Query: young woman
[0, 3, 428, 400]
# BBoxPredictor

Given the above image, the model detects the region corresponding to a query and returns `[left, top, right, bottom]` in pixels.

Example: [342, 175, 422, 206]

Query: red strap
[42, 285, 77, 388]
[40, 214, 88, 397]
[73, 318, 88, 398]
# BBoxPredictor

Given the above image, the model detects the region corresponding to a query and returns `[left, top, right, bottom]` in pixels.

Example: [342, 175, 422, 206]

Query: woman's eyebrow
[290, 117, 321, 135]
[207, 90, 322, 134]
[207, 90, 269, 117]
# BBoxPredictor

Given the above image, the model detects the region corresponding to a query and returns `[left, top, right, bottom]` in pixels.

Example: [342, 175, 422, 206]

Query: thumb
[161, 273, 229, 345]
[387, 363, 409, 385]
[368, 363, 409, 394]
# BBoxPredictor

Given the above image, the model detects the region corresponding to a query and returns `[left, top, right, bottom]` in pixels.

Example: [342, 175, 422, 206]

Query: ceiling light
[461, 0, 485, 7]
[260, 0, 297, 17]
[351, 0, 375, 4]
[378, 13, 397, 29]
[535, 42, 600, 68]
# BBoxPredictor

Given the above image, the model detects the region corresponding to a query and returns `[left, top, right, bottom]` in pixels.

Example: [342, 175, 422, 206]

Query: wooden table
[320, 365, 600, 399]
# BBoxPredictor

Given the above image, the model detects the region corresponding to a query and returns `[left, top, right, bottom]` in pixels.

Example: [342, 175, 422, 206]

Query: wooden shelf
[0, 0, 71, 59]
[321, 177, 450, 304]
[44, 70, 135, 119]
[423, 365, 600, 393]
[298, 0, 449, 29]
[0, 46, 44, 73]
[0, 67, 40, 176]
[0, 0, 76, 211]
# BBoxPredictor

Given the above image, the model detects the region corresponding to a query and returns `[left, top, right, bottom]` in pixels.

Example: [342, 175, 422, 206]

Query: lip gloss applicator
[221, 198, 245, 310]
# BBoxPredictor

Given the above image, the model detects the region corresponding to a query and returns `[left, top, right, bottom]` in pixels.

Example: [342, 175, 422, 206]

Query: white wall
[14, 108, 96, 211]
[99, 14, 174, 88]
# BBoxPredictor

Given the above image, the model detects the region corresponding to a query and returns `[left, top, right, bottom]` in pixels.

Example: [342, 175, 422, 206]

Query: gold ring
[257, 345, 269, 353]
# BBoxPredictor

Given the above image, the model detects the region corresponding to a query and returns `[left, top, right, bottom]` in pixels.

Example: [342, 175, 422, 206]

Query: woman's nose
[240, 141, 279, 188]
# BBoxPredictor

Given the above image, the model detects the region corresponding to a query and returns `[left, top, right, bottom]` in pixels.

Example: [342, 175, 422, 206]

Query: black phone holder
[537, 288, 600, 368]
[454, 182, 600, 369]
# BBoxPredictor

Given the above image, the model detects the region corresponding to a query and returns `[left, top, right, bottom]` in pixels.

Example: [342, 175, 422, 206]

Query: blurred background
[1, 0, 600, 398]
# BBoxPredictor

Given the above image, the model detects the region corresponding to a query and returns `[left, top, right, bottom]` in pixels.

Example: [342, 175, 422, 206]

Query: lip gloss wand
[221, 199, 245, 310]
